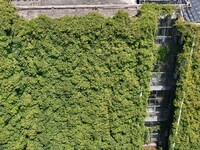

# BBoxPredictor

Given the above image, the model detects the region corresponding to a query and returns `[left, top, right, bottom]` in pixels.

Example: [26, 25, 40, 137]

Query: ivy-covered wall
[170, 19, 200, 150]
[0, 1, 174, 149]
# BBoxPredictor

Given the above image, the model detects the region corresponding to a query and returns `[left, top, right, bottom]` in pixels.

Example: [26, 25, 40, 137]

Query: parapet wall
[11, 1, 181, 20]
[12, 4, 140, 19]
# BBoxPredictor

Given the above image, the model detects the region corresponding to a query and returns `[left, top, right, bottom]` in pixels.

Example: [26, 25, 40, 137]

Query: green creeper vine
[0, 1, 175, 149]
[170, 19, 200, 150]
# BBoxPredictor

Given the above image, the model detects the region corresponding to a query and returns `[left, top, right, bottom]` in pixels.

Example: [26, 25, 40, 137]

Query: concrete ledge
[150, 86, 175, 91]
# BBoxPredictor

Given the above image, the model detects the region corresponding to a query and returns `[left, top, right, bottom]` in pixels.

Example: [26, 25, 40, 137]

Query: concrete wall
[11, 0, 139, 19]
[13, 5, 140, 19]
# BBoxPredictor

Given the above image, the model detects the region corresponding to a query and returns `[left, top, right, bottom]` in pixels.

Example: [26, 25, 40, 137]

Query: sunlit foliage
[0, 1, 173, 149]
[170, 19, 200, 150]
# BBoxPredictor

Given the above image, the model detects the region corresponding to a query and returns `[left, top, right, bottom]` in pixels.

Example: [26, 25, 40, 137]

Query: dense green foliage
[170, 19, 200, 149]
[0, 1, 174, 149]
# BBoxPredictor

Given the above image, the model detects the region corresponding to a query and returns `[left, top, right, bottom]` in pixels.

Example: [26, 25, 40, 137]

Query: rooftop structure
[138, 0, 200, 23]
[182, 0, 200, 22]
